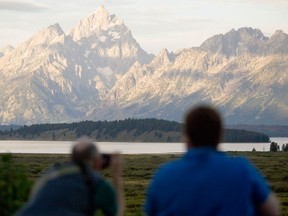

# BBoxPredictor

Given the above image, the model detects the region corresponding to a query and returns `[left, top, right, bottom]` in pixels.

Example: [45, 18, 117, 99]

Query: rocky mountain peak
[270, 30, 288, 39]
[47, 23, 64, 35]
[0, 44, 15, 57]
[89, 5, 110, 29]
[151, 48, 173, 66]
[68, 5, 125, 41]
[95, 5, 109, 17]
[266, 30, 288, 54]
[20, 23, 64, 49]
[1, 5, 288, 126]
[200, 27, 268, 57]
[236, 27, 267, 40]
[67, 5, 153, 74]
[159, 48, 169, 56]
[0, 44, 14, 52]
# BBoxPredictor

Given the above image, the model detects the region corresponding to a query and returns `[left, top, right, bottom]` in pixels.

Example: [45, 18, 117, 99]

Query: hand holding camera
[110, 153, 122, 179]
[101, 153, 123, 179]
[101, 153, 111, 169]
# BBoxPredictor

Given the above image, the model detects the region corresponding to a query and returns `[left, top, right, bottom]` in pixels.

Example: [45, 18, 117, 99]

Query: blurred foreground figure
[17, 138, 124, 216]
[145, 106, 279, 216]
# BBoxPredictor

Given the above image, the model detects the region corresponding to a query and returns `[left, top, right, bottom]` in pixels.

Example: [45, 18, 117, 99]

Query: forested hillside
[227, 125, 288, 137]
[0, 119, 270, 143]
[0, 125, 21, 132]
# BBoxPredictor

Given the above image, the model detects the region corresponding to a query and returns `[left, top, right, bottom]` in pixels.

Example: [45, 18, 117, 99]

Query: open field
[3, 152, 288, 215]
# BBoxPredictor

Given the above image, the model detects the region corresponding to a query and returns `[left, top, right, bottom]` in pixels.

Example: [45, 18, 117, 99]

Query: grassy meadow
[4, 152, 288, 215]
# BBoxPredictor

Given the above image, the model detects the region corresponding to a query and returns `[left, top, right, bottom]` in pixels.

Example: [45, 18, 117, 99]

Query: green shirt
[95, 179, 117, 216]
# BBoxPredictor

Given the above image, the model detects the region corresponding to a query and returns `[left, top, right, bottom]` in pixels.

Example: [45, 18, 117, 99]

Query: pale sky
[0, 0, 287, 54]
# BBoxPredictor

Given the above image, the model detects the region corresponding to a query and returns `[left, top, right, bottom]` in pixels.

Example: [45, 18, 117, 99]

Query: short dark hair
[184, 106, 222, 148]
[71, 141, 98, 165]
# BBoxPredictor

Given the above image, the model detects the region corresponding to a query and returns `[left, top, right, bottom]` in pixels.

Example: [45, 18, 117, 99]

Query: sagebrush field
[2, 152, 288, 215]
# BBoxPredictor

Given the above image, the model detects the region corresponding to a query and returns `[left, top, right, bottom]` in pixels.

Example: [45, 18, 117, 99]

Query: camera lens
[101, 154, 111, 169]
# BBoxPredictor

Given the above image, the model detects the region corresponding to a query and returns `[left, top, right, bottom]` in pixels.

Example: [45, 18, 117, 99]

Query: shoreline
[1, 138, 287, 154]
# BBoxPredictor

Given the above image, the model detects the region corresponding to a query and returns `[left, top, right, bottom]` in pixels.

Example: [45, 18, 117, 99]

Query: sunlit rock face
[0, 6, 153, 124]
[90, 28, 288, 125]
[0, 6, 288, 125]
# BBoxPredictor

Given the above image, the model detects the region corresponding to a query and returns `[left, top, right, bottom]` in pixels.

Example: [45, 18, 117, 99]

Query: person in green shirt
[17, 138, 124, 216]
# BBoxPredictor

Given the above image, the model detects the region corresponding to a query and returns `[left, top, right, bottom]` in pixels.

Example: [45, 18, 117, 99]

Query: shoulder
[95, 178, 117, 216]
[157, 158, 182, 175]
[228, 156, 271, 202]
[228, 156, 259, 173]
[96, 178, 115, 194]
[90, 171, 115, 198]
[30, 163, 80, 196]
[215, 153, 254, 169]
[150, 158, 183, 187]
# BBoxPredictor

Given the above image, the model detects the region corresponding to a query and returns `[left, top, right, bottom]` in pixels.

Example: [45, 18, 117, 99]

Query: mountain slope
[88, 28, 288, 124]
[0, 44, 14, 58]
[0, 7, 288, 125]
[0, 24, 100, 124]
[0, 6, 154, 125]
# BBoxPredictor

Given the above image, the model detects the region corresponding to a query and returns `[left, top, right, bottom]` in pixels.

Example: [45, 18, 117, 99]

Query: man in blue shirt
[145, 106, 279, 216]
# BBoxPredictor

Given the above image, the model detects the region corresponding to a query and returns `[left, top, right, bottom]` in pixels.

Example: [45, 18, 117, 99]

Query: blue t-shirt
[145, 147, 270, 216]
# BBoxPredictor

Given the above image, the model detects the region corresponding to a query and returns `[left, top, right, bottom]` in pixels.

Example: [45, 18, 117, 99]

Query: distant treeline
[0, 125, 21, 132]
[227, 125, 288, 137]
[0, 118, 270, 143]
[223, 129, 270, 143]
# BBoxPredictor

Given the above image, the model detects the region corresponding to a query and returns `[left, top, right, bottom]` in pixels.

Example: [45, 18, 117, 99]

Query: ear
[184, 135, 193, 149]
[93, 156, 102, 171]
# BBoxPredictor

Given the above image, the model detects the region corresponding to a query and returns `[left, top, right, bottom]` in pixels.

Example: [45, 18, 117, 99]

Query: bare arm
[111, 153, 125, 216]
[259, 193, 280, 216]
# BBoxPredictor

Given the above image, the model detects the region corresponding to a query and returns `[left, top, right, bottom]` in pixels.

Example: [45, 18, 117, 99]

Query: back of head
[184, 106, 222, 148]
[71, 137, 98, 166]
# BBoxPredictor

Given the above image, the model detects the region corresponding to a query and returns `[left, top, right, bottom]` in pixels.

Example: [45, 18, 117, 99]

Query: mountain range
[0, 5, 288, 125]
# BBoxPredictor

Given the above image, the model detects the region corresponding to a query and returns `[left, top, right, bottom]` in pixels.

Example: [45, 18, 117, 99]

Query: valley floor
[5, 152, 288, 215]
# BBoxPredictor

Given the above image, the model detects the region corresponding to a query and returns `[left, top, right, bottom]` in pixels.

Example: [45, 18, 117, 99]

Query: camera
[101, 153, 111, 169]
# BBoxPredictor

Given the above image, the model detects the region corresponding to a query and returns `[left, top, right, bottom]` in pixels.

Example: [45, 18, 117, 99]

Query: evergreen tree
[270, 142, 279, 152]
[281, 143, 288, 152]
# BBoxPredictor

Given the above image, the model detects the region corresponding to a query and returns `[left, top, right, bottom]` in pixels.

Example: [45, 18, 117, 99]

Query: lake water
[0, 137, 287, 154]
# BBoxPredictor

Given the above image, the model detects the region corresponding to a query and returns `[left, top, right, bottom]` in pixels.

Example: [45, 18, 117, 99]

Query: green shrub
[0, 154, 32, 216]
